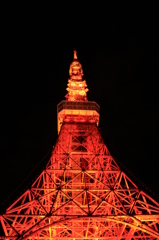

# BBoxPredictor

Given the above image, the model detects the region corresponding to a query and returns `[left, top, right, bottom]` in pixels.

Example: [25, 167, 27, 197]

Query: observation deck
[57, 100, 100, 134]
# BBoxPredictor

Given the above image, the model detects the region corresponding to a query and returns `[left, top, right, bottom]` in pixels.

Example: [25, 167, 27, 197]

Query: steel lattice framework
[0, 123, 159, 239]
[0, 51, 159, 239]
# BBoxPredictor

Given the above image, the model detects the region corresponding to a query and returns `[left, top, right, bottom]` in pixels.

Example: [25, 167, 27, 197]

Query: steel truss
[0, 123, 159, 239]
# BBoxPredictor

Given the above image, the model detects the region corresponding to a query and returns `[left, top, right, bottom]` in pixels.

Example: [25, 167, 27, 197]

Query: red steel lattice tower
[0, 51, 159, 239]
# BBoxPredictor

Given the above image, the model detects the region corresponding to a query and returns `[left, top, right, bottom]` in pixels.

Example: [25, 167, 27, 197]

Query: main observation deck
[57, 100, 100, 134]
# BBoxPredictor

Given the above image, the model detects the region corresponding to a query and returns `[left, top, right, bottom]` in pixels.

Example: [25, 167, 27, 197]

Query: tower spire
[74, 49, 77, 59]
[66, 50, 88, 101]
[57, 50, 100, 134]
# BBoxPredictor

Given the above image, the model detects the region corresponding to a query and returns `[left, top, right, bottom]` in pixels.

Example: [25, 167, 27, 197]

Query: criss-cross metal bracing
[0, 123, 159, 239]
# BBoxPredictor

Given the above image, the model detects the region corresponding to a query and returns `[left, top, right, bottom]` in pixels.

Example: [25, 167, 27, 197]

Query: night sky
[0, 4, 159, 214]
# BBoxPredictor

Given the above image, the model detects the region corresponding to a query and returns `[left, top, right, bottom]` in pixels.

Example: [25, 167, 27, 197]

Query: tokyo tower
[0, 50, 159, 239]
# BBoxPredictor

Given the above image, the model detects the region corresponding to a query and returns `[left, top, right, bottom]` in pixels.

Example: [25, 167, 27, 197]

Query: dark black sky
[0, 4, 159, 213]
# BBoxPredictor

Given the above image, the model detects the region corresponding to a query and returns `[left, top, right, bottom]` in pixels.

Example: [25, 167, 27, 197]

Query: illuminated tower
[0, 51, 159, 239]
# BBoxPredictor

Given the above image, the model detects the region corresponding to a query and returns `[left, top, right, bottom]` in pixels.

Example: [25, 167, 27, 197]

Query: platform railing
[57, 101, 100, 113]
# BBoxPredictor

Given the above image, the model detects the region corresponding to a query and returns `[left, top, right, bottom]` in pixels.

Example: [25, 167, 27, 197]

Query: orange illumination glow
[0, 51, 159, 240]
[74, 49, 77, 59]
[66, 50, 88, 101]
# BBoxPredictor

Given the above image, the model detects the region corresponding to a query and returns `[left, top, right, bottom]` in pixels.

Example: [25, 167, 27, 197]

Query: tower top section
[57, 51, 100, 134]
[66, 50, 88, 101]
[73, 49, 77, 59]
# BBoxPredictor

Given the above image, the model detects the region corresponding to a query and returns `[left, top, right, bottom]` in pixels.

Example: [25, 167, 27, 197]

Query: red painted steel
[0, 52, 159, 239]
